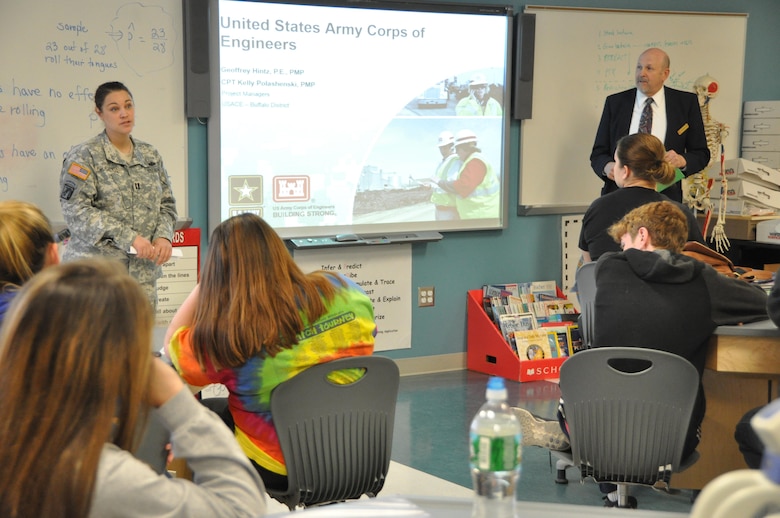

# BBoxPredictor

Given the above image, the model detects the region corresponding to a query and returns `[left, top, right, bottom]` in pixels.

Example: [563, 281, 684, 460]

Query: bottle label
[471, 434, 520, 472]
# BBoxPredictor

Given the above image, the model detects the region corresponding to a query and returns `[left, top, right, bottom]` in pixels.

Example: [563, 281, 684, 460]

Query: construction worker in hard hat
[430, 131, 462, 221]
[455, 74, 503, 117]
[436, 129, 500, 219]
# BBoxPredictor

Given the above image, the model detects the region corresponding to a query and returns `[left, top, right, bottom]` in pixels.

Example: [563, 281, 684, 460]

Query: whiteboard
[0, 0, 188, 224]
[519, 6, 747, 214]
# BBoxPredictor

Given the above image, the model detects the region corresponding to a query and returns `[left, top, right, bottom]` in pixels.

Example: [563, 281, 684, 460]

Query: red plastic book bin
[466, 289, 567, 382]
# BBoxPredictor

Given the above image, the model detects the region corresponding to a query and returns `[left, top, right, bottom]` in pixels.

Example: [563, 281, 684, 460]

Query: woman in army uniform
[59, 81, 177, 309]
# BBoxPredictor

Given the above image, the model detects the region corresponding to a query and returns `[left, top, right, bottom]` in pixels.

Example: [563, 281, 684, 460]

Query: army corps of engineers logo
[273, 175, 310, 202]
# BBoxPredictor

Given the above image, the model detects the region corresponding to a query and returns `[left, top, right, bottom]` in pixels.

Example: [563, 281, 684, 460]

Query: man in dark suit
[590, 47, 710, 203]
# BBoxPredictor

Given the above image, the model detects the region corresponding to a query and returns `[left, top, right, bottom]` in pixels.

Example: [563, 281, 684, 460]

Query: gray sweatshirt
[90, 388, 266, 517]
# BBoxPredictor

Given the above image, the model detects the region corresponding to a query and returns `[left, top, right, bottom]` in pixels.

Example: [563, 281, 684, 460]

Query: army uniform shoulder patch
[60, 180, 76, 201]
[67, 162, 91, 181]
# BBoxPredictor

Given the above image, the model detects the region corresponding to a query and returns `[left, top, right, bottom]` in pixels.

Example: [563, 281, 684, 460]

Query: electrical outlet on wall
[418, 286, 435, 307]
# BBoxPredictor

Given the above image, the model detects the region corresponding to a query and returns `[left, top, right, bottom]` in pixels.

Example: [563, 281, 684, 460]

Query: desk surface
[266, 496, 690, 518]
[673, 317, 780, 489]
[713, 318, 780, 337]
[708, 319, 780, 375]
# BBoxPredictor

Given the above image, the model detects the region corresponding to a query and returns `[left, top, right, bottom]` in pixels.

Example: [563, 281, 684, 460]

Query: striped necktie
[638, 98, 653, 134]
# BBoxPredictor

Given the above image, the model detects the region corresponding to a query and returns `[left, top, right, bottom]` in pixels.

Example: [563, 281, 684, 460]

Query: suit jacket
[589, 86, 710, 203]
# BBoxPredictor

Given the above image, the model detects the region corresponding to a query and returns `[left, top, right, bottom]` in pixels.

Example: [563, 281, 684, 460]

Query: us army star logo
[235, 179, 258, 201]
[229, 176, 263, 205]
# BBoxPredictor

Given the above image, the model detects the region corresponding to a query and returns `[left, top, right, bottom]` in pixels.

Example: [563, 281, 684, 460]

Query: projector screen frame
[206, 0, 514, 240]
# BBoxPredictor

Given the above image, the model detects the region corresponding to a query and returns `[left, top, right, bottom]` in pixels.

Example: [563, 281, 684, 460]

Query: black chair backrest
[559, 347, 698, 486]
[575, 262, 597, 349]
[268, 355, 400, 510]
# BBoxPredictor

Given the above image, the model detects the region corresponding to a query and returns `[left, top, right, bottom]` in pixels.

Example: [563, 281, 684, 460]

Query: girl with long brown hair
[164, 213, 376, 489]
[0, 259, 265, 518]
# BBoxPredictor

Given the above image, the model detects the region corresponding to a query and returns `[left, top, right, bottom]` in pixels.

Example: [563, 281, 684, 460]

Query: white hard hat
[469, 74, 488, 87]
[454, 129, 478, 146]
[437, 131, 454, 147]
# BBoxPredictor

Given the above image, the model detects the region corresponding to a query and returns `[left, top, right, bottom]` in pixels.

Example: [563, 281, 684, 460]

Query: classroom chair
[574, 261, 597, 349]
[266, 355, 400, 510]
[554, 347, 700, 508]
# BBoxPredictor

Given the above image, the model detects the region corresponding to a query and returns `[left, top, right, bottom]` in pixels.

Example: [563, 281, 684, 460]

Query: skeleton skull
[694, 74, 719, 106]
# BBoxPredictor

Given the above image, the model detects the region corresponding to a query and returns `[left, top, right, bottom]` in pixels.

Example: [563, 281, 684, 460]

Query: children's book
[542, 324, 575, 358]
[568, 324, 585, 354]
[529, 280, 558, 301]
[483, 283, 520, 298]
[514, 329, 557, 361]
[506, 295, 532, 315]
[533, 300, 566, 317]
[489, 296, 509, 325]
[498, 313, 536, 354]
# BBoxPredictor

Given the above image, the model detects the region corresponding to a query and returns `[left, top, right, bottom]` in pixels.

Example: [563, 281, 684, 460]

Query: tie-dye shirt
[167, 274, 376, 475]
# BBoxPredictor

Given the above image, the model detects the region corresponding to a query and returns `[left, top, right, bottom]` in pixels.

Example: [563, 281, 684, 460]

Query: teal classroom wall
[186, 0, 780, 362]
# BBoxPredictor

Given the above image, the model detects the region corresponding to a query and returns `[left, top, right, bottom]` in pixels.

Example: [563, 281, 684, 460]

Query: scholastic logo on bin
[518, 357, 567, 382]
[526, 365, 561, 377]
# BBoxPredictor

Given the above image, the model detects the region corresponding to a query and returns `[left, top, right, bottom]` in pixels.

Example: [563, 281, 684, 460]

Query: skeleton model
[688, 74, 730, 252]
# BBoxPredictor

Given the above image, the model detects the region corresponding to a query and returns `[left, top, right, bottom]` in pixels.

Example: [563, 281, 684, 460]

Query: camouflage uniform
[59, 131, 177, 309]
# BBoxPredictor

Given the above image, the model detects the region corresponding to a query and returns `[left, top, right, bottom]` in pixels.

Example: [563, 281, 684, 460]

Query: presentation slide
[211, 0, 512, 238]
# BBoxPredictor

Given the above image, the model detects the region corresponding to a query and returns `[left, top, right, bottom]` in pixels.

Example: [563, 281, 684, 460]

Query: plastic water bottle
[469, 376, 521, 518]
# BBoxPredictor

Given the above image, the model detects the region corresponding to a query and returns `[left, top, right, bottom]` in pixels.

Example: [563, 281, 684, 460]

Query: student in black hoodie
[517, 201, 768, 506]
[596, 201, 768, 458]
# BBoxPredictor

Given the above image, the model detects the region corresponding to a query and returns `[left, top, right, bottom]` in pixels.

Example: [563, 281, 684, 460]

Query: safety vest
[455, 96, 503, 116]
[455, 152, 500, 219]
[430, 153, 461, 206]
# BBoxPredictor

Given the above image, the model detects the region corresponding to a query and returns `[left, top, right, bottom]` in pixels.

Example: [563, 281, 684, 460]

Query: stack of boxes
[706, 101, 780, 216]
[742, 102, 780, 243]
[697, 101, 780, 240]
[705, 157, 780, 216]
[742, 101, 780, 169]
